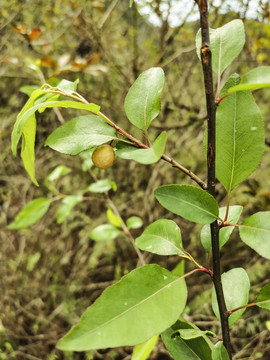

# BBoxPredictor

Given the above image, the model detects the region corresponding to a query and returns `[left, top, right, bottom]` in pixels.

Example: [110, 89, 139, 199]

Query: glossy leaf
[212, 268, 250, 326]
[90, 224, 122, 242]
[201, 205, 243, 252]
[57, 264, 187, 351]
[7, 198, 50, 229]
[196, 20, 245, 74]
[216, 74, 264, 191]
[116, 132, 167, 164]
[161, 320, 213, 360]
[56, 195, 83, 224]
[87, 179, 114, 193]
[228, 66, 270, 93]
[135, 219, 185, 256]
[154, 185, 219, 224]
[212, 342, 229, 360]
[107, 208, 122, 228]
[239, 211, 270, 260]
[45, 115, 116, 155]
[131, 335, 159, 360]
[124, 67, 164, 131]
[256, 283, 270, 310]
[126, 216, 143, 229]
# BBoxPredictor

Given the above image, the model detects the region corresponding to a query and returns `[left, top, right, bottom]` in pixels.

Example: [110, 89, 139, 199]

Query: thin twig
[196, 0, 232, 357]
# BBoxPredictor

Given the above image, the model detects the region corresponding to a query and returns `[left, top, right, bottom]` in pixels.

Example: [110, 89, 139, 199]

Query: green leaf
[47, 165, 71, 182]
[161, 320, 213, 360]
[12, 98, 100, 184]
[154, 185, 219, 224]
[126, 216, 143, 229]
[228, 66, 270, 93]
[20, 85, 39, 96]
[116, 132, 167, 164]
[90, 224, 122, 242]
[87, 179, 114, 193]
[12, 100, 100, 156]
[124, 67, 164, 131]
[212, 342, 230, 360]
[177, 329, 216, 340]
[212, 268, 250, 326]
[7, 198, 50, 229]
[57, 264, 187, 351]
[107, 208, 122, 228]
[135, 219, 185, 256]
[239, 212, 270, 260]
[131, 335, 159, 360]
[56, 195, 83, 224]
[216, 74, 264, 191]
[201, 205, 243, 252]
[256, 283, 270, 310]
[196, 20, 245, 74]
[45, 115, 116, 155]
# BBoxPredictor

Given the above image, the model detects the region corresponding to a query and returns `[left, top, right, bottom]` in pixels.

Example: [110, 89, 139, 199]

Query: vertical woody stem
[195, 0, 232, 357]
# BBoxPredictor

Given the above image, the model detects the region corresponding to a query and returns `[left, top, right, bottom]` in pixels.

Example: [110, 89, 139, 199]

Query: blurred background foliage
[0, 0, 270, 359]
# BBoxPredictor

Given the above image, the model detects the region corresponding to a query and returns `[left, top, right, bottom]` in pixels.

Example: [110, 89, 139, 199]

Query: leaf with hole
[196, 20, 245, 74]
[57, 264, 187, 351]
[212, 268, 250, 326]
[116, 132, 167, 164]
[201, 205, 243, 252]
[216, 74, 264, 191]
[136, 219, 185, 256]
[239, 211, 270, 260]
[124, 67, 164, 131]
[154, 185, 219, 224]
[7, 198, 50, 229]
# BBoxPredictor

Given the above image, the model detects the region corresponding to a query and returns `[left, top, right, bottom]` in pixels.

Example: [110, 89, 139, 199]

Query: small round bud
[92, 144, 115, 169]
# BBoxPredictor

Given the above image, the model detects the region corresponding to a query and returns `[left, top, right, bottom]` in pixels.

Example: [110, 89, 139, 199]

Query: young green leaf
[196, 20, 245, 74]
[239, 211, 270, 260]
[216, 74, 264, 191]
[201, 205, 243, 252]
[135, 219, 185, 256]
[212, 342, 230, 360]
[86, 179, 114, 193]
[107, 208, 122, 228]
[90, 224, 122, 242]
[161, 320, 213, 360]
[12, 99, 100, 184]
[212, 268, 250, 326]
[124, 67, 164, 131]
[57, 264, 187, 351]
[256, 283, 270, 310]
[45, 115, 117, 155]
[7, 198, 50, 229]
[56, 195, 83, 224]
[116, 132, 167, 164]
[154, 185, 219, 224]
[47, 165, 71, 182]
[131, 335, 159, 360]
[228, 66, 270, 93]
[126, 216, 143, 229]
